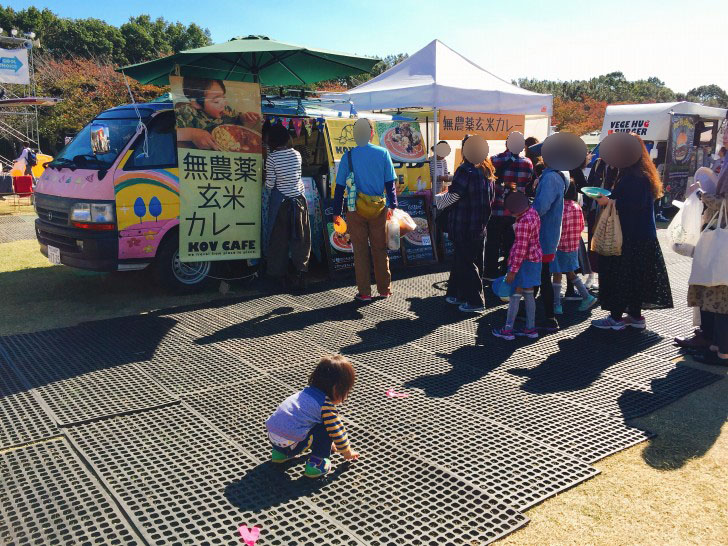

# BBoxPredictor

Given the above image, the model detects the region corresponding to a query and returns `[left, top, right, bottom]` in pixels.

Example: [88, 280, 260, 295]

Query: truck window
[124, 112, 177, 170]
[49, 118, 139, 169]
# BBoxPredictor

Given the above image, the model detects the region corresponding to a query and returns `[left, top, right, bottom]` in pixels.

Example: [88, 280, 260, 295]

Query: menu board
[665, 113, 698, 202]
[322, 199, 355, 276]
[398, 195, 436, 265]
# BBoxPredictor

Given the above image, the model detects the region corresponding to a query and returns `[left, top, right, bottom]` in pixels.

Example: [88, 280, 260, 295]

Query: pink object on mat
[239, 525, 261, 545]
[385, 388, 410, 398]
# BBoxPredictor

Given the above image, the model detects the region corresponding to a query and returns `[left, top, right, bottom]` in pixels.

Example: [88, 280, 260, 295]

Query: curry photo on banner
[170, 75, 264, 262]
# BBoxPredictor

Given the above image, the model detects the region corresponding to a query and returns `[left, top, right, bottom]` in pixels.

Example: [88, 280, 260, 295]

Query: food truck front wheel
[153, 234, 211, 293]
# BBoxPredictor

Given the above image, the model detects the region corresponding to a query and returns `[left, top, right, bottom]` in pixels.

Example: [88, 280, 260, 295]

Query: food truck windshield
[48, 109, 154, 170]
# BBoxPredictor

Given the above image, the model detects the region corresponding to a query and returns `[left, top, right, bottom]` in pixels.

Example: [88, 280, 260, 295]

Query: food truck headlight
[90, 203, 115, 223]
[70, 203, 91, 222]
[71, 203, 115, 223]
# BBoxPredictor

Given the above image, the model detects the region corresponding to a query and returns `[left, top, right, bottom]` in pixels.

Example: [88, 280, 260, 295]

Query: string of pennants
[264, 115, 325, 137]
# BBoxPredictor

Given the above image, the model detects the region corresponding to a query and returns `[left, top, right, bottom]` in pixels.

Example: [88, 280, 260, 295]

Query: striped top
[265, 148, 304, 198]
[321, 398, 351, 454]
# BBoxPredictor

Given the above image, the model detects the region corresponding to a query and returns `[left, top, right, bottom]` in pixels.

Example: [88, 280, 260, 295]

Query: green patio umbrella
[118, 35, 379, 86]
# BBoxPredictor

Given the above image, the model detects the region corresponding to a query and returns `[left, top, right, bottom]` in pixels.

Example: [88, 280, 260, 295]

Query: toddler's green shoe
[271, 448, 292, 464]
[304, 456, 331, 478]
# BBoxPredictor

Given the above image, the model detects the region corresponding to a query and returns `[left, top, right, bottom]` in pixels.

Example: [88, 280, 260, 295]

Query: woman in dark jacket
[436, 135, 494, 313]
[591, 135, 673, 330]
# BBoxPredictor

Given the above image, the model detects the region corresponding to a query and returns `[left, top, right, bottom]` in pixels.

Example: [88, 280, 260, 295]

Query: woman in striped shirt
[265, 124, 311, 290]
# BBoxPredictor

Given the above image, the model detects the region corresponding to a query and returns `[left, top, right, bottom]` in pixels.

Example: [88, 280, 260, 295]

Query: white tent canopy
[337, 39, 552, 116]
[600, 102, 727, 142]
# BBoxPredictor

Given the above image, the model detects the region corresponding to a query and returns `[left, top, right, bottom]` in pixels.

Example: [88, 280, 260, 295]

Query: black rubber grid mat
[0, 358, 57, 450]
[65, 404, 361, 546]
[0, 438, 143, 545]
[1, 325, 179, 426]
[183, 378, 530, 544]
[0, 214, 36, 243]
[262, 363, 599, 511]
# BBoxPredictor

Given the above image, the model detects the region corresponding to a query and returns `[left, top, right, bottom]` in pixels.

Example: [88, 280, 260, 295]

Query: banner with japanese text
[438, 110, 525, 141]
[171, 76, 263, 262]
[324, 119, 430, 195]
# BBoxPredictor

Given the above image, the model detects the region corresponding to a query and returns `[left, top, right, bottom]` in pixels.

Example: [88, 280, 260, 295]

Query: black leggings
[700, 310, 728, 354]
[540, 262, 554, 319]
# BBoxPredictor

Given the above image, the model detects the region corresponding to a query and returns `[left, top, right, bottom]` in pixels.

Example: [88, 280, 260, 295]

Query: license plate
[47, 245, 61, 265]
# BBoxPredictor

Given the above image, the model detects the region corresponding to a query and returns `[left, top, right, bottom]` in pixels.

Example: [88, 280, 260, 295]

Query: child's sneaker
[515, 327, 539, 339]
[459, 302, 486, 313]
[492, 327, 516, 340]
[304, 456, 331, 478]
[354, 293, 372, 302]
[445, 296, 464, 305]
[554, 304, 563, 315]
[578, 294, 598, 311]
[623, 315, 646, 329]
[271, 448, 292, 464]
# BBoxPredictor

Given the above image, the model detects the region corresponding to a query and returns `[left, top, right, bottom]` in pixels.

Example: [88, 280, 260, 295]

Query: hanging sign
[324, 119, 431, 195]
[171, 75, 263, 262]
[0, 47, 29, 85]
[438, 110, 525, 141]
[665, 113, 698, 202]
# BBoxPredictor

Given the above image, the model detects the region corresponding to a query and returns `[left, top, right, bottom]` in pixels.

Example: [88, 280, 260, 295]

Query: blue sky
[11, 0, 725, 92]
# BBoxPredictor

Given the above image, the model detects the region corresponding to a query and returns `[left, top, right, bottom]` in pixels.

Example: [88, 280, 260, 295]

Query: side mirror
[90, 124, 111, 155]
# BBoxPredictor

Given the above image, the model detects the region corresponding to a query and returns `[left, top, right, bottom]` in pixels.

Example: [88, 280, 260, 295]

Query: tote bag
[688, 201, 728, 287]
[590, 200, 623, 256]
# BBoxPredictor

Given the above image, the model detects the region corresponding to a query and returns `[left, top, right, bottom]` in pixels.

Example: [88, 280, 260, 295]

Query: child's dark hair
[308, 355, 356, 402]
[564, 181, 578, 201]
[182, 77, 226, 106]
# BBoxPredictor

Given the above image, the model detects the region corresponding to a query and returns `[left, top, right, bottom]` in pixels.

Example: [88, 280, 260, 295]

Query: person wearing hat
[438, 134, 494, 313]
[529, 133, 585, 331]
[591, 133, 673, 330]
[492, 192, 542, 340]
[265, 123, 311, 290]
[333, 118, 398, 301]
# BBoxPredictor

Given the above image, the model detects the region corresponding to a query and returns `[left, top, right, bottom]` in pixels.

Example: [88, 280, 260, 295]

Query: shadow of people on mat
[629, 366, 728, 470]
[507, 328, 664, 394]
[193, 302, 364, 346]
[403, 344, 511, 398]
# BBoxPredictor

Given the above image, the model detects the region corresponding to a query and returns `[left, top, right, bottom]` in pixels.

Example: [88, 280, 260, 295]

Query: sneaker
[538, 318, 560, 332]
[271, 448, 292, 464]
[354, 293, 372, 302]
[623, 315, 646, 329]
[445, 296, 464, 305]
[554, 304, 563, 315]
[563, 291, 581, 301]
[378, 291, 393, 298]
[515, 327, 539, 339]
[492, 327, 516, 340]
[304, 456, 331, 478]
[591, 316, 626, 330]
[578, 294, 598, 311]
[458, 303, 486, 313]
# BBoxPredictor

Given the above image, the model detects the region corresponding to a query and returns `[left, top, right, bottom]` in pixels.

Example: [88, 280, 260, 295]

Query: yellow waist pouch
[356, 193, 386, 219]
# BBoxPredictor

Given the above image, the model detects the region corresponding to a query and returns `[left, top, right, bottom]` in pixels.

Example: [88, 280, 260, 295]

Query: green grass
[0, 238, 252, 336]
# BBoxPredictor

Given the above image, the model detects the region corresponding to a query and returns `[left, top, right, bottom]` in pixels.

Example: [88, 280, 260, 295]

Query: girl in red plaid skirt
[551, 183, 598, 314]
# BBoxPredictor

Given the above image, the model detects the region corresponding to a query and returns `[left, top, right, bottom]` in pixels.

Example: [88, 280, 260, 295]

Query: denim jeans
[271, 422, 332, 459]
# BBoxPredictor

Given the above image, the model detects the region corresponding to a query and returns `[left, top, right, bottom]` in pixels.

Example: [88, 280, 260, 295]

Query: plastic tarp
[600, 102, 727, 142]
[331, 40, 552, 116]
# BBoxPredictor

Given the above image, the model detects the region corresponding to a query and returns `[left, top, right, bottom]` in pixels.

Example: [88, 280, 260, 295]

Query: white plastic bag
[391, 208, 416, 235]
[689, 202, 728, 286]
[669, 191, 703, 257]
[386, 217, 400, 251]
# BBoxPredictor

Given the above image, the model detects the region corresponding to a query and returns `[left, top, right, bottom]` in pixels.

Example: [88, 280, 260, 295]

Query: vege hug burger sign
[607, 119, 650, 136]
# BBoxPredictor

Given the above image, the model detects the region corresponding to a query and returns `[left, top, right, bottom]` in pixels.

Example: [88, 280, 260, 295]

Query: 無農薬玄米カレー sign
[171, 75, 263, 262]
[437, 110, 525, 140]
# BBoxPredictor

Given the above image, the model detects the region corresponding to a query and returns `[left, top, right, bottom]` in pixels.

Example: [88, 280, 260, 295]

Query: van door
[114, 111, 180, 262]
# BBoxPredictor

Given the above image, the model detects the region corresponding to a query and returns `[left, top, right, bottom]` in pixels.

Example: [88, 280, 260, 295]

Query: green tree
[686, 84, 728, 107]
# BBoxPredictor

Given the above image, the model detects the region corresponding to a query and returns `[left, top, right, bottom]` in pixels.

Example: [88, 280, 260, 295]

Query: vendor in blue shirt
[333, 118, 398, 301]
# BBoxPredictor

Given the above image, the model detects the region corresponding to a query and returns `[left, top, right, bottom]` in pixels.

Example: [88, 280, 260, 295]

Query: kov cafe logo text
[607, 119, 650, 136]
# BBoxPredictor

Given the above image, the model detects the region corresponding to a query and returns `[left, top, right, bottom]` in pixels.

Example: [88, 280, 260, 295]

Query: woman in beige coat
[686, 190, 728, 366]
